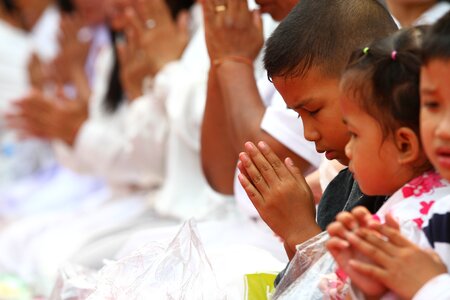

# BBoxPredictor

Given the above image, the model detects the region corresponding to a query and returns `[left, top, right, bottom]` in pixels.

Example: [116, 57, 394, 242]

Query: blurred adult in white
[0, 0, 215, 295]
[99, 0, 323, 282]
[0, 0, 109, 221]
[0, 0, 58, 188]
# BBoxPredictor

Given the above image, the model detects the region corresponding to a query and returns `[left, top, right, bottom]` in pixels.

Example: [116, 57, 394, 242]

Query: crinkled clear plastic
[49, 264, 97, 300]
[50, 220, 225, 300]
[273, 232, 349, 300]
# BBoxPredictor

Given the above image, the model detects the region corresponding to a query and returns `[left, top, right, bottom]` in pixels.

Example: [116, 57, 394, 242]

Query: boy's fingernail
[239, 152, 250, 163]
[286, 157, 294, 167]
[258, 141, 268, 151]
[245, 142, 257, 153]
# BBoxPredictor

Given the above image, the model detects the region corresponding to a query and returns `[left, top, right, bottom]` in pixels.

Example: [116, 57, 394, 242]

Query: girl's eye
[349, 131, 357, 138]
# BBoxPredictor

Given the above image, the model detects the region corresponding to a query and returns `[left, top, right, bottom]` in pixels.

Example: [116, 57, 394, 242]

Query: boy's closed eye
[421, 98, 440, 110]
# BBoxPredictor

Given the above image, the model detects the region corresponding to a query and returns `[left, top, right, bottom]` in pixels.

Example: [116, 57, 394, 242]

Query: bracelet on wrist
[213, 55, 254, 68]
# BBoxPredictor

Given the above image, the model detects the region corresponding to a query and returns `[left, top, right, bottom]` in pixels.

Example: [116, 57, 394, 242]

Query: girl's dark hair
[422, 11, 450, 63]
[341, 26, 428, 139]
[103, 0, 195, 112]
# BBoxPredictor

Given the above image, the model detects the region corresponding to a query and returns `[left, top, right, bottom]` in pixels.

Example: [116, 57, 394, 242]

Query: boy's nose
[345, 142, 352, 159]
[303, 125, 320, 142]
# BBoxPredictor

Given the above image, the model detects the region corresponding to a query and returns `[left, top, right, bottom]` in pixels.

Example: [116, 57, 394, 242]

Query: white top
[0, 15, 56, 186]
[413, 274, 450, 300]
[54, 44, 167, 193]
[392, 2, 450, 27]
[414, 2, 450, 26]
[153, 4, 234, 220]
[30, 5, 60, 62]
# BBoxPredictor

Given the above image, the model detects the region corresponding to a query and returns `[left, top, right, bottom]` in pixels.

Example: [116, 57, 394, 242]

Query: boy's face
[272, 67, 350, 165]
[420, 59, 450, 180]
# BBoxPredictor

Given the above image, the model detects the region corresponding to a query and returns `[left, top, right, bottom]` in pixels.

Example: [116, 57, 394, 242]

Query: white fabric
[413, 274, 450, 300]
[391, 2, 450, 28]
[414, 2, 450, 26]
[0, 14, 56, 187]
[30, 5, 60, 62]
[0, 19, 165, 296]
[53, 45, 166, 192]
[152, 4, 233, 220]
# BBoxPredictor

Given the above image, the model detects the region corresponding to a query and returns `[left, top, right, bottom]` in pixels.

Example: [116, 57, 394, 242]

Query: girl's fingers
[327, 221, 352, 240]
[336, 211, 359, 231]
[349, 259, 388, 284]
[326, 236, 350, 252]
[351, 206, 374, 228]
[346, 230, 392, 267]
[384, 213, 401, 230]
[376, 222, 413, 248]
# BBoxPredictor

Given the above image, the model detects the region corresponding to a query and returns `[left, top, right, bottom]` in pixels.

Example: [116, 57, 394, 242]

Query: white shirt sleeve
[412, 274, 450, 300]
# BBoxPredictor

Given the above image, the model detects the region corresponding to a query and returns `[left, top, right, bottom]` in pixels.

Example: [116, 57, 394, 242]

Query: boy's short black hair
[422, 11, 450, 63]
[264, 0, 398, 79]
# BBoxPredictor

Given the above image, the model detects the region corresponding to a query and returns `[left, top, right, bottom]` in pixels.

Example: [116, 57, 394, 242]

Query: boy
[238, 0, 398, 257]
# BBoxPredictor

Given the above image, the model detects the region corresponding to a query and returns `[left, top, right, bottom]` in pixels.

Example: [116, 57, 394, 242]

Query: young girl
[327, 23, 450, 299]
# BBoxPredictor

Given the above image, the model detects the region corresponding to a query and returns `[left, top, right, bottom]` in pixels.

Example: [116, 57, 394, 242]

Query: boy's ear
[395, 127, 420, 165]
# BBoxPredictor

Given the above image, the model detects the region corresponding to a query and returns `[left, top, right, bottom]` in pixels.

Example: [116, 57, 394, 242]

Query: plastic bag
[49, 264, 97, 300]
[273, 232, 349, 300]
[51, 219, 225, 300]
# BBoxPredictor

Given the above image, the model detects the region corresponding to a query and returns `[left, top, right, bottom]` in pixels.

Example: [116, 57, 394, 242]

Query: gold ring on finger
[215, 4, 227, 13]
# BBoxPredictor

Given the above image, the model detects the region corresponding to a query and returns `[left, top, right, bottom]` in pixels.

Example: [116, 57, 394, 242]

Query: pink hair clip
[391, 50, 397, 61]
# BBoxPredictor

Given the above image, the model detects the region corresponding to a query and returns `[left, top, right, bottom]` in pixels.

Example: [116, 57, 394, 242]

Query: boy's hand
[347, 214, 447, 299]
[237, 141, 320, 256]
[327, 211, 387, 296]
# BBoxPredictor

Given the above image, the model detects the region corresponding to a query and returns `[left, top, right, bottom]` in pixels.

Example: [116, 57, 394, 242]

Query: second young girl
[327, 25, 450, 299]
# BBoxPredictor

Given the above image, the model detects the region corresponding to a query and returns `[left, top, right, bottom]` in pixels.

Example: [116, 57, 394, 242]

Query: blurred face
[255, 0, 299, 21]
[107, 0, 133, 30]
[73, 0, 107, 25]
[420, 59, 450, 180]
[272, 68, 350, 165]
[341, 93, 403, 195]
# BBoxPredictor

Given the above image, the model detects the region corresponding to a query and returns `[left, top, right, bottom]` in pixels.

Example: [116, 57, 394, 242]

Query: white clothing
[391, 2, 450, 27]
[0, 21, 165, 296]
[54, 45, 166, 192]
[414, 2, 450, 26]
[413, 274, 450, 300]
[0, 16, 56, 187]
[30, 5, 60, 62]
[151, 4, 233, 220]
